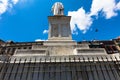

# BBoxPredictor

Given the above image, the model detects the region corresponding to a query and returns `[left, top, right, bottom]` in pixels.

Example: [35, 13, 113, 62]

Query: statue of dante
[52, 2, 64, 15]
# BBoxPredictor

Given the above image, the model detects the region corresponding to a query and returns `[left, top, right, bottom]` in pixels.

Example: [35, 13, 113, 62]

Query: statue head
[52, 2, 64, 15]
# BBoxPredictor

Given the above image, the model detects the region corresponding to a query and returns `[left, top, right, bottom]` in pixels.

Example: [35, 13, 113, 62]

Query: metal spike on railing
[14, 58, 21, 80]
[20, 58, 27, 80]
[110, 56, 120, 79]
[96, 57, 106, 80]
[7, 58, 16, 80]
[0, 59, 7, 75]
[88, 57, 96, 80]
[25, 58, 30, 80]
[31, 58, 36, 80]
[106, 56, 117, 80]
[78, 57, 84, 80]
[1, 58, 11, 80]
[37, 58, 41, 80]
[82, 57, 89, 80]
[101, 56, 112, 80]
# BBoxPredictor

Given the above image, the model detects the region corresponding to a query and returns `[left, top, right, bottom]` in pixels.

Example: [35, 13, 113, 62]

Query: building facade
[0, 2, 120, 80]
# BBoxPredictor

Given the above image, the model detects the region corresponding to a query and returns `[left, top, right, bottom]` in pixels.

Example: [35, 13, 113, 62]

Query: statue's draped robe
[52, 2, 64, 15]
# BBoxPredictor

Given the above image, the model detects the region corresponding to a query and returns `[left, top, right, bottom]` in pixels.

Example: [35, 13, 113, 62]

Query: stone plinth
[44, 40, 76, 46]
[48, 16, 72, 41]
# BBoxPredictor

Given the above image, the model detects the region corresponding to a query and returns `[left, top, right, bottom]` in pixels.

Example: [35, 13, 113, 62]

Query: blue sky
[0, 0, 120, 42]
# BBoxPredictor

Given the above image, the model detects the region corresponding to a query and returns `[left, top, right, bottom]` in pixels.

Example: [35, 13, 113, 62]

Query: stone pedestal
[48, 15, 72, 41]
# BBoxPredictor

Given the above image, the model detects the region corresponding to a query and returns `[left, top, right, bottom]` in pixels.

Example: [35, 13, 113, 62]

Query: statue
[52, 2, 64, 15]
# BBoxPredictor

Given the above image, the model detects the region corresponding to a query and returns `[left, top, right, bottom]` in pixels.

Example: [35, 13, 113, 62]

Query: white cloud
[68, 0, 120, 34]
[0, 0, 8, 14]
[43, 29, 49, 34]
[0, 0, 19, 15]
[116, 2, 120, 10]
[68, 8, 92, 34]
[12, 0, 19, 4]
[35, 39, 47, 42]
[90, 0, 117, 19]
